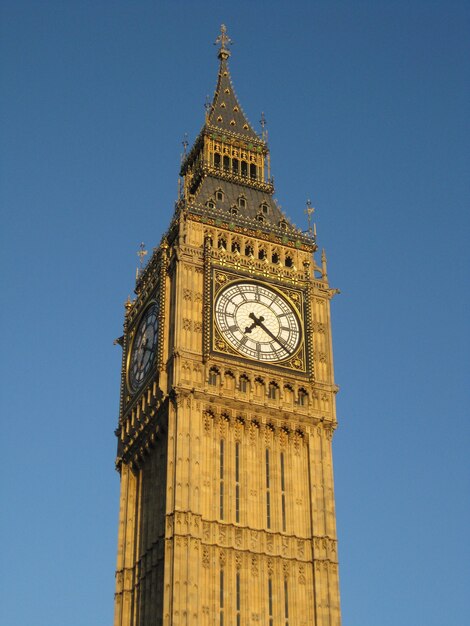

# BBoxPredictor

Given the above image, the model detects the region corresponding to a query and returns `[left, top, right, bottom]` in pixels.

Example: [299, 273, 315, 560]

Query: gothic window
[284, 578, 289, 625]
[261, 202, 269, 215]
[223, 155, 230, 171]
[254, 377, 265, 399]
[218, 236, 227, 250]
[214, 153, 221, 168]
[238, 196, 246, 209]
[272, 251, 279, 264]
[236, 572, 241, 626]
[298, 388, 308, 406]
[220, 568, 225, 625]
[285, 255, 293, 268]
[241, 160, 248, 177]
[230, 207, 238, 216]
[283, 384, 294, 405]
[258, 248, 267, 261]
[245, 244, 254, 257]
[231, 240, 241, 253]
[224, 370, 235, 391]
[206, 200, 215, 209]
[281, 452, 287, 532]
[235, 442, 240, 523]
[250, 163, 257, 179]
[256, 214, 265, 223]
[268, 382, 278, 400]
[232, 158, 239, 174]
[216, 189, 224, 201]
[209, 367, 220, 386]
[239, 375, 249, 393]
[219, 440, 225, 519]
[266, 449, 271, 529]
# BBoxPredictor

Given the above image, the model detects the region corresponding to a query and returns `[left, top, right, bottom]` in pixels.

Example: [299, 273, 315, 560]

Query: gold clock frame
[210, 267, 308, 373]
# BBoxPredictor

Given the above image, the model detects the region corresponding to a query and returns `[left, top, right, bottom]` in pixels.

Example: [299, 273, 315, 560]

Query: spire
[207, 25, 259, 141]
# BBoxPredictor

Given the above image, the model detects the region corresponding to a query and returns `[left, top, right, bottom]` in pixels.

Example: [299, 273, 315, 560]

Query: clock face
[214, 282, 301, 362]
[128, 303, 159, 391]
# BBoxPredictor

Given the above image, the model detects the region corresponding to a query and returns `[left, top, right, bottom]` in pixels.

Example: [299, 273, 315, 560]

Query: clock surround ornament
[127, 302, 159, 392]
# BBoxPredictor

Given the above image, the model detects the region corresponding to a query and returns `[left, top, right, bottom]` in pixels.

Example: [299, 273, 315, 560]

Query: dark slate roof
[194, 177, 287, 224]
[207, 58, 259, 141]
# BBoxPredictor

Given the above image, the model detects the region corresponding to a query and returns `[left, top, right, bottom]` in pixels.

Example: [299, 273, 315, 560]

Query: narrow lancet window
[266, 448, 271, 529]
[236, 571, 241, 626]
[219, 440, 225, 519]
[284, 578, 289, 625]
[220, 569, 224, 626]
[235, 442, 240, 523]
[281, 451, 286, 531]
[268, 578, 274, 626]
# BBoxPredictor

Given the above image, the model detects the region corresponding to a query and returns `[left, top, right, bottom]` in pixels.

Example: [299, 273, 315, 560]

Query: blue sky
[1, 1, 469, 625]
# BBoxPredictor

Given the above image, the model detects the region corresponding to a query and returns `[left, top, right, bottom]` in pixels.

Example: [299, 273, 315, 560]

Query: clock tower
[114, 26, 342, 626]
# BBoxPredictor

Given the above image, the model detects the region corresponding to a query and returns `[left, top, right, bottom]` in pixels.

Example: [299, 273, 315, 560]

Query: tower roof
[206, 27, 259, 141]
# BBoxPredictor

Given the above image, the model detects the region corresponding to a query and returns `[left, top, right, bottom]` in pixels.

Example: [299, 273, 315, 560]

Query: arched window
[250, 163, 257, 179]
[272, 251, 279, 264]
[239, 375, 249, 393]
[285, 255, 293, 268]
[214, 153, 221, 168]
[298, 388, 308, 406]
[206, 200, 215, 210]
[245, 244, 254, 257]
[256, 214, 264, 223]
[268, 382, 279, 400]
[238, 197, 246, 209]
[223, 155, 230, 171]
[254, 377, 265, 399]
[224, 371, 235, 391]
[232, 158, 239, 174]
[241, 161, 248, 177]
[279, 219, 288, 230]
[258, 248, 267, 261]
[261, 203, 269, 215]
[208, 367, 220, 386]
[284, 384, 294, 405]
[230, 207, 238, 216]
[216, 189, 224, 201]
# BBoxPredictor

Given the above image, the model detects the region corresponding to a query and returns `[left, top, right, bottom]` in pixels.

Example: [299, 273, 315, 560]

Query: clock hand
[256, 320, 291, 354]
[245, 312, 265, 333]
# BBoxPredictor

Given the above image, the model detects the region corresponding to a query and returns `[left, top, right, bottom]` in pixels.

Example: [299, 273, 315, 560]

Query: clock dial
[128, 303, 159, 391]
[214, 282, 301, 362]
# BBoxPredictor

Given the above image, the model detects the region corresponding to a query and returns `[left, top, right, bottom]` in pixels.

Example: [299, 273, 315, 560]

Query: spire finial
[260, 111, 268, 142]
[304, 199, 316, 238]
[215, 24, 232, 60]
[137, 242, 148, 268]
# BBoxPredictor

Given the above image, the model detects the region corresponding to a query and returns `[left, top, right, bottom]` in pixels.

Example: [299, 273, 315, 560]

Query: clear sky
[1, 1, 469, 625]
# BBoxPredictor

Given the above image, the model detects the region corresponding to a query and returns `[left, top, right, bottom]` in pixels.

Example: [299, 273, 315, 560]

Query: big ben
[114, 25, 342, 626]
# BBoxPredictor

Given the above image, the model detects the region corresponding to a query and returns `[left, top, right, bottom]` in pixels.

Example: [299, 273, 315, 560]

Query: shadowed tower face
[113, 25, 342, 626]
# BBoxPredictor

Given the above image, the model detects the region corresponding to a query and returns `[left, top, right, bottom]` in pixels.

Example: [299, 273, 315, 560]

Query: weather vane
[137, 242, 148, 269]
[260, 111, 268, 142]
[214, 24, 232, 59]
[304, 199, 316, 237]
[182, 133, 189, 158]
